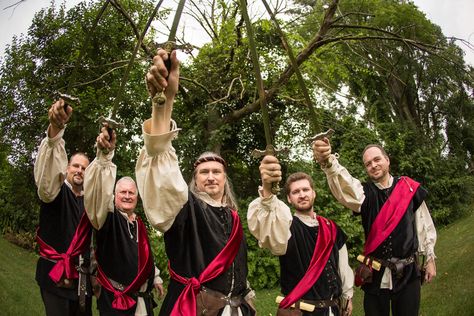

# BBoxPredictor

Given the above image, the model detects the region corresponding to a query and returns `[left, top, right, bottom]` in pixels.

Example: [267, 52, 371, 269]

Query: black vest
[159, 192, 248, 316]
[279, 216, 346, 301]
[357, 176, 427, 293]
[36, 183, 91, 300]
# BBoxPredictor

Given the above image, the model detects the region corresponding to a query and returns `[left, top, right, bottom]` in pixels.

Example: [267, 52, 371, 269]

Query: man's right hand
[312, 138, 332, 165]
[259, 155, 282, 197]
[96, 123, 116, 154]
[145, 49, 180, 101]
[48, 99, 72, 137]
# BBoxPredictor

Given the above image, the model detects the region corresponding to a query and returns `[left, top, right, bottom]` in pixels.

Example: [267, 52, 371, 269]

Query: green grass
[1, 211, 473, 315]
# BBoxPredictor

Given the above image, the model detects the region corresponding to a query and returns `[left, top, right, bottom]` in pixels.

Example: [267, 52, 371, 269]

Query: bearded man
[248, 155, 354, 316]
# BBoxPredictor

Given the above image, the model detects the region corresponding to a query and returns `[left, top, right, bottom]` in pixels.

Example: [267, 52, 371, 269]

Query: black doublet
[36, 183, 91, 300]
[159, 192, 249, 316]
[357, 176, 428, 294]
[95, 209, 155, 315]
[279, 217, 346, 305]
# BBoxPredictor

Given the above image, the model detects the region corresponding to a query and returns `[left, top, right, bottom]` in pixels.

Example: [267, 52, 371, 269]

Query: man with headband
[135, 49, 255, 315]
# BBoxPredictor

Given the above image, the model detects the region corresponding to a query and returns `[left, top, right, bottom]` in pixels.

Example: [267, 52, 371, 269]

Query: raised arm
[247, 155, 292, 255]
[312, 138, 365, 212]
[84, 125, 117, 230]
[34, 99, 72, 203]
[136, 49, 188, 233]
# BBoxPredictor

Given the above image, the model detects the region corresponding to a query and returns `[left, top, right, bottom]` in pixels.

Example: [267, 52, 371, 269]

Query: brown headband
[193, 155, 227, 169]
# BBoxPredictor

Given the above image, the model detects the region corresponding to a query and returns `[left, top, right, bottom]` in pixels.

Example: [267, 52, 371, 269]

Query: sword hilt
[251, 144, 289, 195]
[55, 91, 81, 111]
[151, 41, 192, 107]
[97, 116, 124, 154]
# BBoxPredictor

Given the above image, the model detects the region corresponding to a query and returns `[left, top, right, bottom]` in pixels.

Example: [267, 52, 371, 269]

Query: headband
[193, 155, 227, 169]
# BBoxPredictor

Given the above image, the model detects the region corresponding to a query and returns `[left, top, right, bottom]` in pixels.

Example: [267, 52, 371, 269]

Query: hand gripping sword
[151, 0, 192, 107]
[238, 0, 287, 195]
[309, 128, 335, 168]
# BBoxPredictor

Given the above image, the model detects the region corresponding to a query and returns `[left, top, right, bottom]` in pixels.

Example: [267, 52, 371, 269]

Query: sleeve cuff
[46, 126, 66, 145]
[142, 119, 181, 156]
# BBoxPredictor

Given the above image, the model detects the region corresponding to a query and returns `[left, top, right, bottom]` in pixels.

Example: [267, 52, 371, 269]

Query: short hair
[362, 144, 389, 160]
[69, 152, 89, 164]
[189, 152, 238, 210]
[115, 176, 137, 195]
[285, 172, 314, 194]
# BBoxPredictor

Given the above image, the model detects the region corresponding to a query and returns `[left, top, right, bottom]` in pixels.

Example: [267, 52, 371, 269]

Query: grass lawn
[1, 210, 473, 315]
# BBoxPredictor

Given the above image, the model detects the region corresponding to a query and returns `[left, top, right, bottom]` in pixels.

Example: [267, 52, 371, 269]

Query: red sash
[36, 212, 92, 284]
[168, 210, 244, 316]
[363, 176, 420, 256]
[279, 216, 337, 309]
[95, 217, 154, 310]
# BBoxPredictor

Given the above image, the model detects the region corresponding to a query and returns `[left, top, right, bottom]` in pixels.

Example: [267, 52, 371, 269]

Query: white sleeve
[83, 149, 117, 230]
[33, 127, 68, 203]
[415, 201, 437, 262]
[135, 119, 188, 233]
[247, 189, 293, 256]
[323, 155, 365, 212]
[338, 244, 354, 299]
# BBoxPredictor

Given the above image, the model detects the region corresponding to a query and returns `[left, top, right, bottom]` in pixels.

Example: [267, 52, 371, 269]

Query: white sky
[0, 0, 473, 65]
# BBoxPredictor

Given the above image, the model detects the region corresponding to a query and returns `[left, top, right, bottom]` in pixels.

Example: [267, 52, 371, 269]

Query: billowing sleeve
[135, 119, 188, 233]
[338, 244, 354, 299]
[247, 188, 293, 255]
[84, 149, 117, 230]
[33, 127, 68, 203]
[415, 201, 437, 262]
[323, 154, 365, 212]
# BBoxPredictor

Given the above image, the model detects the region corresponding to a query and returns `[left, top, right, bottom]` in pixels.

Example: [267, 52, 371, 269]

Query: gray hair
[115, 176, 138, 195]
[189, 152, 239, 210]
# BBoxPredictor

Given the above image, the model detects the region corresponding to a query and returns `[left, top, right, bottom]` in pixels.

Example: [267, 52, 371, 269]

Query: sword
[239, 0, 287, 195]
[98, 0, 164, 149]
[151, 0, 192, 106]
[54, 0, 112, 111]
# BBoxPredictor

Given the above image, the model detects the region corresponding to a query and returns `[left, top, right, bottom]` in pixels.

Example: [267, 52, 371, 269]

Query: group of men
[33, 49, 437, 316]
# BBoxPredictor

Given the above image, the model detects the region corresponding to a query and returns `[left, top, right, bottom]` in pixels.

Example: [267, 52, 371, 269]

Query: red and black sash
[95, 217, 154, 310]
[36, 212, 92, 284]
[363, 176, 420, 256]
[279, 216, 337, 309]
[168, 210, 243, 316]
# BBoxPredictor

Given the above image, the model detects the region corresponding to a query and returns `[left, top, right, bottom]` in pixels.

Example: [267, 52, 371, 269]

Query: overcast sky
[0, 0, 473, 65]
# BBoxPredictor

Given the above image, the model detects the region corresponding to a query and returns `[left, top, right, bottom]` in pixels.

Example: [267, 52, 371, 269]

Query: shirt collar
[294, 211, 319, 227]
[195, 191, 227, 208]
[374, 175, 393, 190]
[64, 179, 84, 196]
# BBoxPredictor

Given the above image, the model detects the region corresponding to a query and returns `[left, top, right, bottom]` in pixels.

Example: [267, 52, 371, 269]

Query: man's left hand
[424, 259, 436, 283]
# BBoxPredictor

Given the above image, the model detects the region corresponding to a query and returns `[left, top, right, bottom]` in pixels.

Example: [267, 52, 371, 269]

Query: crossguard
[251, 144, 289, 195]
[309, 128, 334, 143]
[151, 41, 192, 107]
[54, 91, 81, 110]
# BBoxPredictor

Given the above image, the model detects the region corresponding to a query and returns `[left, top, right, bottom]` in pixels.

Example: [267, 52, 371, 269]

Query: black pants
[41, 288, 92, 316]
[363, 279, 421, 316]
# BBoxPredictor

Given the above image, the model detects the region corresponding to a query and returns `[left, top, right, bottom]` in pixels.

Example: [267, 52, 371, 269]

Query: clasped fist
[48, 99, 72, 130]
[312, 138, 332, 164]
[96, 124, 116, 154]
[259, 155, 282, 193]
[145, 49, 180, 100]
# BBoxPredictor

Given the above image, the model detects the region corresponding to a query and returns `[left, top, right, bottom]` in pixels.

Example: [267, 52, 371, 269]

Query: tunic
[322, 154, 437, 292]
[84, 149, 161, 315]
[135, 120, 253, 315]
[34, 127, 91, 300]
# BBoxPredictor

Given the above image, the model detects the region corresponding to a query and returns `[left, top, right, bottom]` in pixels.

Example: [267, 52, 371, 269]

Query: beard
[294, 203, 313, 213]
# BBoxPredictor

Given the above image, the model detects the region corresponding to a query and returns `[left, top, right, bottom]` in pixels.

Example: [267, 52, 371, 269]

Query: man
[84, 126, 164, 315]
[313, 140, 437, 316]
[34, 99, 93, 316]
[248, 155, 354, 316]
[135, 49, 255, 315]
